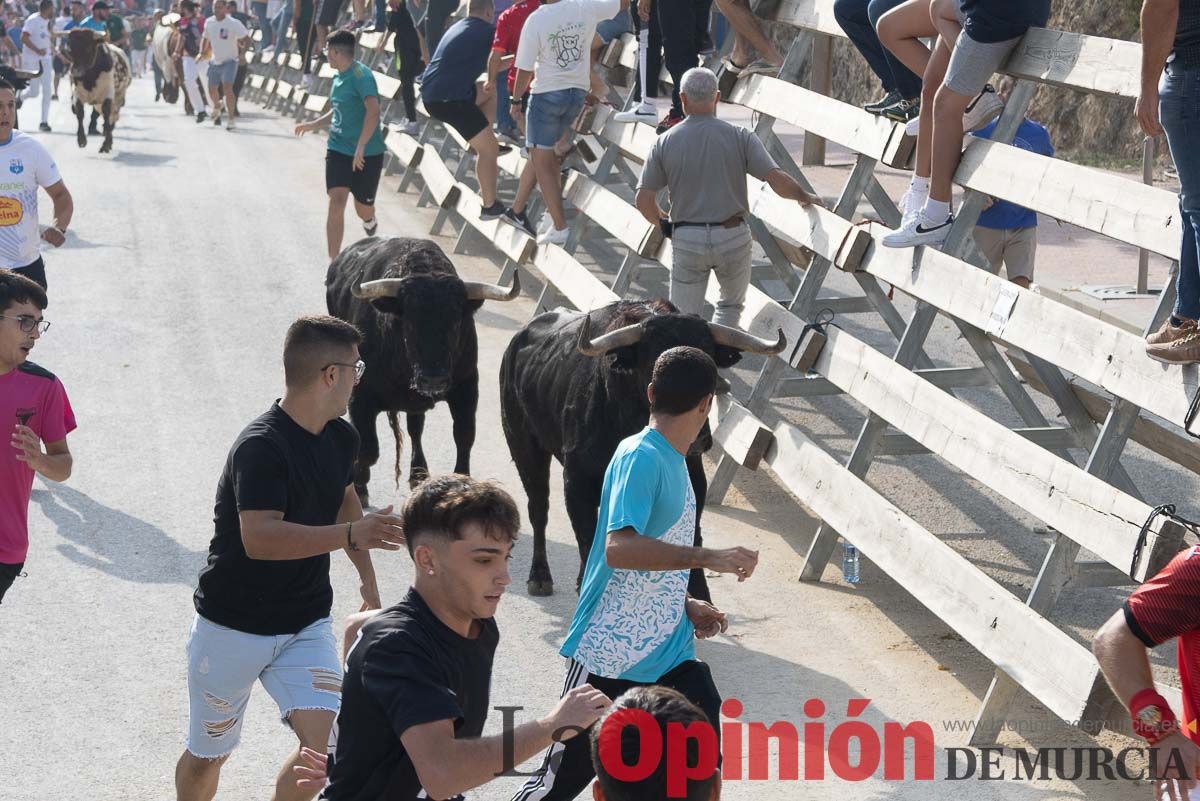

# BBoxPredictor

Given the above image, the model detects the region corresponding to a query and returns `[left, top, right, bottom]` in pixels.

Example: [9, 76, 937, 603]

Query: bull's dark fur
[67, 29, 131, 154]
[500, 300, 745, 601]
[327, 237, 485, 503]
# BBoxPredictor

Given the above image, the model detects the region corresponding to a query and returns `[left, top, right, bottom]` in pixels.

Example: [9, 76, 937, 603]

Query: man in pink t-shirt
[0, 269, 75, 605]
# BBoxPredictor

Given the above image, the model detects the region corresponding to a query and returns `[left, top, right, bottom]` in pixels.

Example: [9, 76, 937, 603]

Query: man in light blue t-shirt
[510, 346, 760, 801]
[294, 30, 386, 261]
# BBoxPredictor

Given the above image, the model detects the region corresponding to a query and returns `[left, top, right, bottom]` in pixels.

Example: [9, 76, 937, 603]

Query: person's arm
[765, 168, 819, 207]
[511, 66, 532, 98]
[485, 47, 504, 93]
[354, 94, 381, 169]
[240, 506, 403, 559]
[401, 686, 611, 800]
[635, 187, 663, 226]
[295, 107, 334, 133]
[605, 526, 758, 578]
[11, 430, 71, 481]
[336, 483, 382, 610]
[41, 180, 72, 247]
[1138, 0, 1179, 136]
[1092, 609, 1157, 708]
[634, 144, 667, 225]
[20, 30, 39, 55]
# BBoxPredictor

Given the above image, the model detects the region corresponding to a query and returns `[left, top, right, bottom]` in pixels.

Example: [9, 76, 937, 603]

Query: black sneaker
[38, 122, 50, 132]
[196, 110, 207, 123]
[864, 90, 900, 115]
[502, 207, 535, 236]
[882, 97, 919, 124]
[363, 217, 379, 236]
[480, 201, 505, 220]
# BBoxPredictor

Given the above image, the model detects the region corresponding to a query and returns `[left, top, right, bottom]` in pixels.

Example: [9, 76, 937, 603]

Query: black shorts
[53, 55, 66, 74]
[0, 562, 24, 605]
[326, 150, 384, 205]
[317, 0, 346, 27]
[13, 256, 46, 289]
[426, 99, 488, 141]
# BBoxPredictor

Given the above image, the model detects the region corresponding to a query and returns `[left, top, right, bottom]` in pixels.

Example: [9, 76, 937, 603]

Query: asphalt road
[1, 73, 1193, 801]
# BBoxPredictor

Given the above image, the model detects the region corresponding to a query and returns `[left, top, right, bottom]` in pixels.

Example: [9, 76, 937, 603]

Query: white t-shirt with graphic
[21, 14, 52, 63]
[513, 0, 619, 94]
[0, 132, 61, 269]
[202, 15, 248, 65]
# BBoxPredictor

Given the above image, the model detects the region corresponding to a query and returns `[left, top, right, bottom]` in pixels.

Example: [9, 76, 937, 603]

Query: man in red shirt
[485, 0, 539, 235]
[1095, 544, 1200, 797]
[0, 269, 75, 605]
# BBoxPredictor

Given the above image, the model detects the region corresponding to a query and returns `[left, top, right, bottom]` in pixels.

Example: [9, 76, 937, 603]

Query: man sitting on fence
[420, 0, 508, 221]
[1093, 543, 1200, 801]
[634, 67, 818, 327]
[881, 0, 1049, 250]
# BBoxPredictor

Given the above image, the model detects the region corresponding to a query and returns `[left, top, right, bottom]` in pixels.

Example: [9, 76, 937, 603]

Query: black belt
[672, 215, 746, 229]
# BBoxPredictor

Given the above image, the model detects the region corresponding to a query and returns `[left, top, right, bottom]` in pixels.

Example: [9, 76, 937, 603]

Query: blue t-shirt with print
[561, 427, 696, 682]
[328, 61, 387, 158]
[972, 118, 1054, 230]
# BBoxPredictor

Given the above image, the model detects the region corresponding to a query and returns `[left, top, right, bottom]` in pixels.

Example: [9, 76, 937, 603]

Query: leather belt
[672, 215, 746, 229]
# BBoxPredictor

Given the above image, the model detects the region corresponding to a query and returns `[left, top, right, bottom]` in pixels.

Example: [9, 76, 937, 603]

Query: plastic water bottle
[842, 542, 860, 584]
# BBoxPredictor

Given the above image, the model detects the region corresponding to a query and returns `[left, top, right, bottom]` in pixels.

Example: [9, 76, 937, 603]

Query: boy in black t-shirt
[296, 474, 612, 801]
[175, 315, 405, 801]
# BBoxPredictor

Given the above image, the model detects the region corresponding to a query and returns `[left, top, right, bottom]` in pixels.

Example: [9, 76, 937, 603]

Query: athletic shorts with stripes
[509, 657, 722, 801]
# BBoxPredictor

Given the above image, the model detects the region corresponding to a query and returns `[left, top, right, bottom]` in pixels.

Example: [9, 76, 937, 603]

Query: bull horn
[708, 322, 787, 355]
[11, 65, 41, 80]
[92, 30, 106, 40]
[352, 278, 406, 299]
[463, 272, 520, 302]
[576, 314, 645, 357]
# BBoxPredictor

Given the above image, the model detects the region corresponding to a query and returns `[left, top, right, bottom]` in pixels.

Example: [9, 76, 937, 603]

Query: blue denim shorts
[595, 9, 631, 44]
[185, 613, 341, 758]
[207, 59, 238, 88]
[525, 87, 586, 149]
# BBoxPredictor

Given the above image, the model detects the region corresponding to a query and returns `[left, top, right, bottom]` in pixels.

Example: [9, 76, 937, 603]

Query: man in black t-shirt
[175, 315, 405, 801]
[292, 474, 612, 801]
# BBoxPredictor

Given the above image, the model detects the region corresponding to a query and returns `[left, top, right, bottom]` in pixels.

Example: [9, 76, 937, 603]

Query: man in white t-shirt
[510, 0, 627, 246]
[21, 0, 55, 132]
[0, 81, 72, 290]
[201, 0, 249, 130]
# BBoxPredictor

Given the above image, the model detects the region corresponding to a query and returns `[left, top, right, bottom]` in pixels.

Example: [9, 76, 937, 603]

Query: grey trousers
[668, 223, 753, 327]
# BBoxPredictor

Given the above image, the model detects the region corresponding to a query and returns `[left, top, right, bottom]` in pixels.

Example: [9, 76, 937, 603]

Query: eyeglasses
[0, 314, 49, 334]
[324, 359, 365, 383]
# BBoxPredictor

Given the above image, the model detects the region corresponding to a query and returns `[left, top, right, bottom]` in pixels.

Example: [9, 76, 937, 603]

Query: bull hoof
[76, 136, 85, 148]
[355, 485, 369, 507]
[408, 469, 430, 489]
[527, 578, 554, 597]
[99, 144, 112, 154]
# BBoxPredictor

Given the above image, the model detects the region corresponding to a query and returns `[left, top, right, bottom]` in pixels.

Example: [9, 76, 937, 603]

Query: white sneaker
[897, 186, 927, 228]
[905, 115, 920, 137]
[537, 212, 553, 235]
[401, 119, 421, 136]
[963, 84, 1003, 133]
[613, 104, 656, 124]
[882, 213, 954, 248]
[537, 226, 570, 246]
[226, 120, 236, 131]
[301, 73, 314, 90]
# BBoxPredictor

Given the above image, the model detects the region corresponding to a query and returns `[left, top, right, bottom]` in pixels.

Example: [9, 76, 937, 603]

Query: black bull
[500, 299, 786, 602]
[326, 237, 519, 504]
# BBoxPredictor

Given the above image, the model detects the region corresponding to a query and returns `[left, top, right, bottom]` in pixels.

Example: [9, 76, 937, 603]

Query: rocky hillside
[773, 1, 1146, 162]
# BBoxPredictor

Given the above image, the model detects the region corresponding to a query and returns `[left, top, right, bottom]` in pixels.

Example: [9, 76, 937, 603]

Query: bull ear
[713, 346, 742, 369]
[609, 345, 639, 370]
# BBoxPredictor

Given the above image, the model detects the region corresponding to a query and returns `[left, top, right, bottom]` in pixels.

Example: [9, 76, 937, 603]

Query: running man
[0, 270, 74, 606]
[294, 30, 386, 261]
[510, 346, 757, 801]
[174, 315, 401, 801]
[174, 0, 209, 121]
[0, 80, 73, 290]
[21, 0, 55, 132]
[293, 474, 612, 800]
[200, 0, 249, 129]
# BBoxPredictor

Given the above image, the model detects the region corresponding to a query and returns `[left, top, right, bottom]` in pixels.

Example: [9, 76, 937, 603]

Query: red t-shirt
[492, 0, 539, 91]
[1125, 544, 1200, 744]
[0, 361, 76, 564]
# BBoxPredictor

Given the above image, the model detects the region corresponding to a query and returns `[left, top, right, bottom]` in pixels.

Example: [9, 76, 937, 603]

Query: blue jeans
[595, 8, 631, 43]
[832, 0, 921, 98]
[1161, 62, 1200, 320]
[496, 68, 517, 131]
[526, 87, 585, 149]
[252, 1, 272, 47]
[374, 0, 386, 29]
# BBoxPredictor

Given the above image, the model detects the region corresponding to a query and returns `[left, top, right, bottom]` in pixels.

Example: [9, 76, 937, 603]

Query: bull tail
[386, 410, 404, 489]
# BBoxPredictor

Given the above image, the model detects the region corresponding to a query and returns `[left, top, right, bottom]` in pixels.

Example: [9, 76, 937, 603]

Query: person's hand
[1137, 83, 1164, 137]
[798, 192, 823, 208]
[294, 120, 311, 136]
[40, 226, 65, 247]
[637, 0, 650, 21]
[543, 684, 611, 739]
[482, 77, 494, 95]
[293, 746, 328, 791]
[981, 195, 995, 211]
[702, 546, 759, 582]
[353, 144, 365, 171]
[686, 597, 728, 639]
[359, 580, 381, 611]
[1152, 733, 1200, 798]
[11, 425, 43, 471]
[350, 505, 405, 551]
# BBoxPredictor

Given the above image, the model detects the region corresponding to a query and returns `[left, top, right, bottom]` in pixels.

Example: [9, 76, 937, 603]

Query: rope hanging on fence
[1131, 504, 1200, 581]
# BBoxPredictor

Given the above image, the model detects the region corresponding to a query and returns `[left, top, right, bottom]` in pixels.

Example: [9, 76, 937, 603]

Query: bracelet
[347, 521, 358, 551]
[1130, 688, 1178, 745]
[50, 226, 66, 237]
[509, 96, 523, 104]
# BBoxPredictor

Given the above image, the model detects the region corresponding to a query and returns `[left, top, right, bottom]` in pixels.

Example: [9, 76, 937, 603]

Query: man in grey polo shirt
[634, 67, 819, 326]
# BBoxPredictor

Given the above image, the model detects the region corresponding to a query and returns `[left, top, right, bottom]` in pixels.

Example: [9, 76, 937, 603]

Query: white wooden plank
[454, 184, 537, 264]
[710, 395, 773, 470]
[531, 245, 620, 312]
[761, 0, 846, 39]
[386, 132, 423, 168]
[304, 94, 328, 113]
[760, 410, 1105, 725]
[563, 172, 662, 257]
[1003, 28, 1141, 99]
[957, 138, 1181, 259]
[746, 176, 871, 270]
[597, 116, 657, 164]
[372, 70, 403, 100]
[418, 153, 460, 208]
[859, 223, 1200, 428]
[727, 282, 1183, 580]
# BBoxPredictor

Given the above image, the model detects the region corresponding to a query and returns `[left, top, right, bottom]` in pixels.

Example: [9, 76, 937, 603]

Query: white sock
[909, 175, 930, 194]
[920, 198, 951, 225]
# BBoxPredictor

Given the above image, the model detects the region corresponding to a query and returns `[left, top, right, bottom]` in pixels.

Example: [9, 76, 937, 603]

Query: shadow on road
[30, 483, 206, 585]
[110, 151, 177, 168]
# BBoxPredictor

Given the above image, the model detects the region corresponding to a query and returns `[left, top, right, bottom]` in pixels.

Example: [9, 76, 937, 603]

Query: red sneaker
[655, 111, 684, 134]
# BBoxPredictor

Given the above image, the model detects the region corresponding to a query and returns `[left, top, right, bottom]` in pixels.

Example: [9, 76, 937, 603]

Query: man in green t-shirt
[294, 30, 385, 261]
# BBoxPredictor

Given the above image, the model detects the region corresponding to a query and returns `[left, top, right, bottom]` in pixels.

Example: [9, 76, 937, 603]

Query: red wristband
[1130, 689, 1178, 745]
